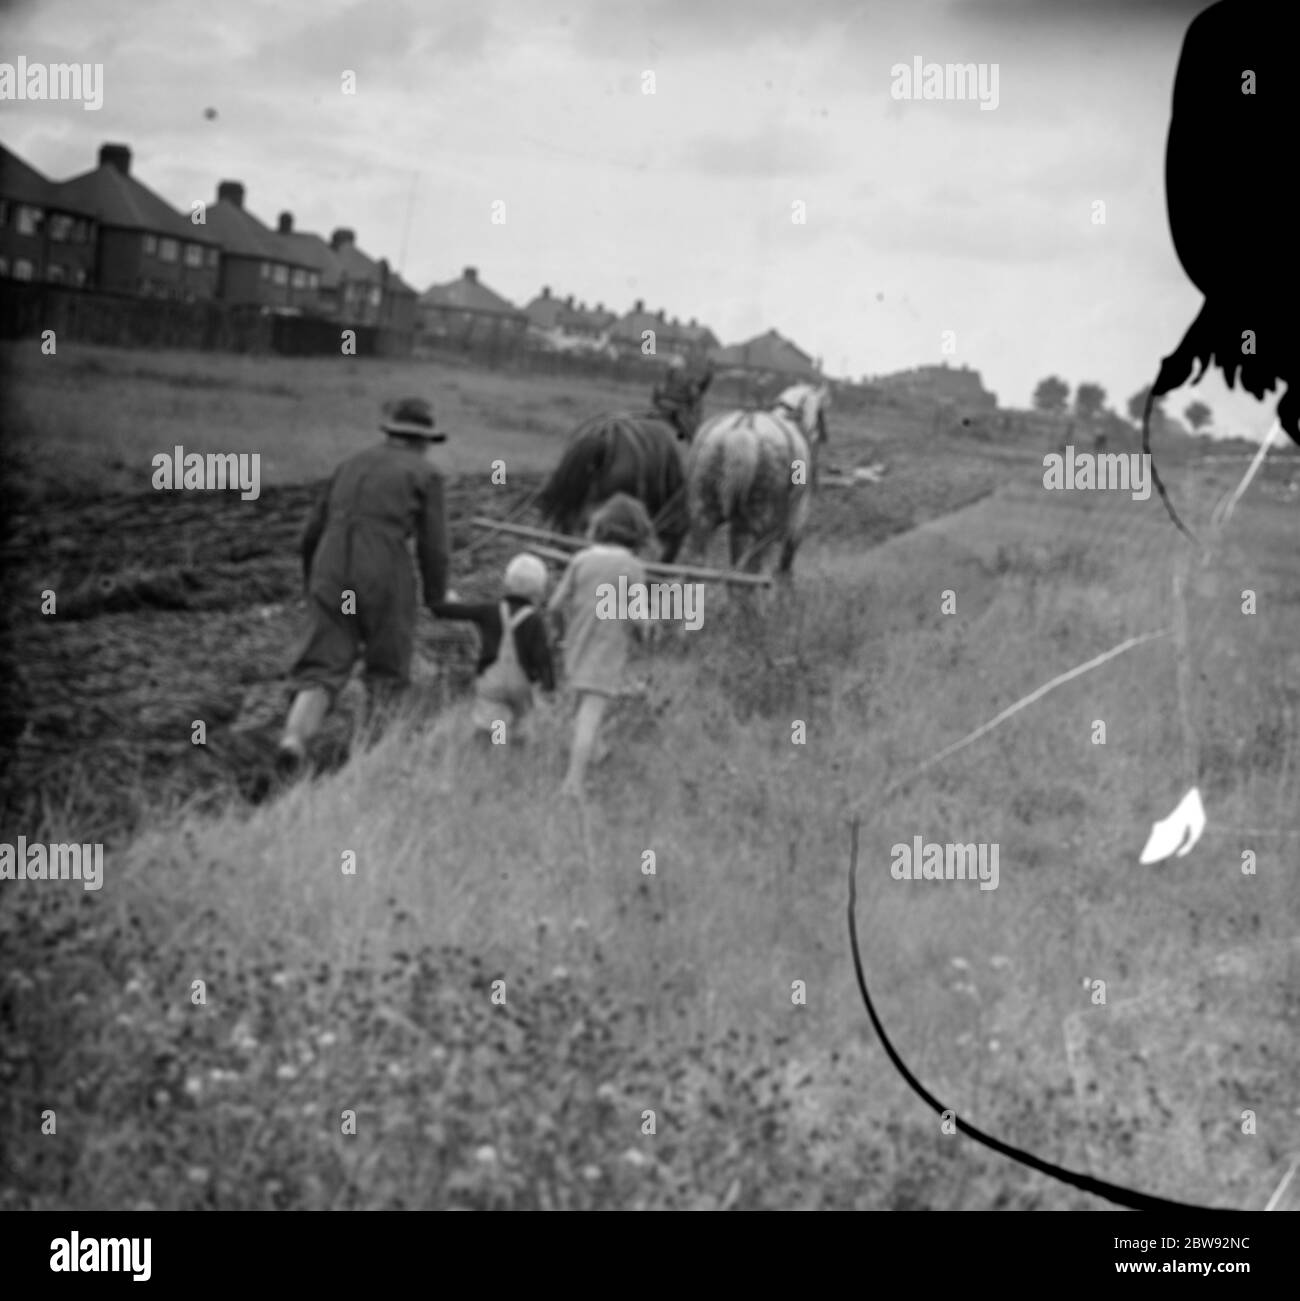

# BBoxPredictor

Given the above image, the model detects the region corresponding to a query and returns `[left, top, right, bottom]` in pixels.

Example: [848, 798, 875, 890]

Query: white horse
[684, 382, 830, 576]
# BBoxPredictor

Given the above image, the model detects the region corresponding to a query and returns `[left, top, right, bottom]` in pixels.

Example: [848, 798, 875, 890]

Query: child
[547, 493, 655, 798]
[434, 553, 555, 744]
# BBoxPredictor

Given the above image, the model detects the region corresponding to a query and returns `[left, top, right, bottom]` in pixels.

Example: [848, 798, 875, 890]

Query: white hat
[504, 553, 547, 602]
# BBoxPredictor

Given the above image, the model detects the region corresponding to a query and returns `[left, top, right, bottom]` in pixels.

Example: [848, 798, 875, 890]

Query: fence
[0, 282, 413, 358]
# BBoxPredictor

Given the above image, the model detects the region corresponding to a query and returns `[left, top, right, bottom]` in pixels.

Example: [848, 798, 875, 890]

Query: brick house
[270, 212, 343, 317]
[205, 181, 316, 309]
[419, 266, 527, 347]
[55, 143, 221, 300]
[0, 143, 98, 286]
[710, 329, 821, 384]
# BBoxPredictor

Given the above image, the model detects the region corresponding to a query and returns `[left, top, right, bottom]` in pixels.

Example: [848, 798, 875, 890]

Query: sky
[0, 0, 1283, 438]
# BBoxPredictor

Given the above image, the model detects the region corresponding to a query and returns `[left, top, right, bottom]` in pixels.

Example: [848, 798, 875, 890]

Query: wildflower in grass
[475, 1145, 497, 1164]
[186, 1166, 210, 1185]
[622, 1149, 649, 1168]
[275, 1064, 297, 1081]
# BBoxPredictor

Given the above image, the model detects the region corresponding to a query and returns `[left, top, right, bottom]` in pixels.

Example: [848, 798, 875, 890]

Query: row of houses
[0, 140, 418, 331]
[0, 137, 855, 387]
[418, 269, 825, 383]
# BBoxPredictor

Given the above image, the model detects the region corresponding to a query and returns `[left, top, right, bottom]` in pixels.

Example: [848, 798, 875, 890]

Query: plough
[468, 517, 773, 587]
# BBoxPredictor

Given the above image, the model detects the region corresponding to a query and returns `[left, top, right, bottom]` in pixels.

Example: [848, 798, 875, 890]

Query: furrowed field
[2, 342, 1296, 1211]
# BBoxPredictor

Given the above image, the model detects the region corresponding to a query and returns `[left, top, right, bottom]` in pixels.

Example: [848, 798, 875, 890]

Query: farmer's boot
[277, 687, 330, 776]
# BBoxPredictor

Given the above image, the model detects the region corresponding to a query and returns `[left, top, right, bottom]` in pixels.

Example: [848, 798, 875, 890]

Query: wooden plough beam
[469, 517, 773, 587]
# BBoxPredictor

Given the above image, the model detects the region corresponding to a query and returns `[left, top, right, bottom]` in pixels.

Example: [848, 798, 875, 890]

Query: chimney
[634, 298, 644, 313]
[278, 212, 293, 234]
[541, 286, 550, 298]
[689, 317, 698, 326]
[217, 180, 244, 208]
[99, 143, 131, 175]
[330, 227, 355, 250]
[379, 257, 390, 286]
[565, 294, 575, 308]
[596, 302, 604, 312]
[464, 266, 478, 282]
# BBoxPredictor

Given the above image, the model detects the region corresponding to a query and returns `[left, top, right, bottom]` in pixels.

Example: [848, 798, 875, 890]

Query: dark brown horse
[537, 383, 709, 560]
[536, 413, 688, 560]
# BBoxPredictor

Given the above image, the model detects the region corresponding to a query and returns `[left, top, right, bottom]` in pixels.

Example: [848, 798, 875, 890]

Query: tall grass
[6, 486, 1296, 1210]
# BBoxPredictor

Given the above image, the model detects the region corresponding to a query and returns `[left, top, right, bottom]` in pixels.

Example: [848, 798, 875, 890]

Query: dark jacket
[301, 440, 449, 611]
[433, 594, 556, 691]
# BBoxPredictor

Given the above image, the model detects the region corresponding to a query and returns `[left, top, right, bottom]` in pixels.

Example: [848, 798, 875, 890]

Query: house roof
[711, 329, 818, 377]
[610, 303, 691, 347]
[206, 193, 312, 266]
[57, 159, 218, 244]
[0, 143, 63, 207]
[421, 267, 523, 316]
[524, 288, 565, 328]
[272, 229, 344, 289]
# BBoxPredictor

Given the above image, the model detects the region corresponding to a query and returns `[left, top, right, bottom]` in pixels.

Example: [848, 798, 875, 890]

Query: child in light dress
[547, 493, 656, 798]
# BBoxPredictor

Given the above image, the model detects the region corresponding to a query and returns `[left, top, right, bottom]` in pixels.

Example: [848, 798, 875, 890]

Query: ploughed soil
[0, 461, 999, 844]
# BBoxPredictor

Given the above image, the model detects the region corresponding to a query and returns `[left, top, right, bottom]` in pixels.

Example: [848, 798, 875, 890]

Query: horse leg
[729, 521, 752, 570]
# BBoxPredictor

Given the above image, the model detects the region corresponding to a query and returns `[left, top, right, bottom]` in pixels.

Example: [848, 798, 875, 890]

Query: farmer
[651, 355, 712, 441]
[547, 493, 655, 799]
[434, 552, 556, 744]
[276, 396, 450, 775]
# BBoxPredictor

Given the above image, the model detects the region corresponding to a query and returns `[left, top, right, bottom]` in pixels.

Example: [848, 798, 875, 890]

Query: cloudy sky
[2, 0, 1278, 437]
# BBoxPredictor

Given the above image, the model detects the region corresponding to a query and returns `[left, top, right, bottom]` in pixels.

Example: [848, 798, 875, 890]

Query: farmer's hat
[381, 396, 446, 442]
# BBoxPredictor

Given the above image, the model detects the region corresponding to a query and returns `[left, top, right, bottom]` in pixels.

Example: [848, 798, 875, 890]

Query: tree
[1074, 382, 1107, 422]
[1032, 375, 1070, 415]
[1126, 384, 1166, 424]
[1183, 400, 1212, 432]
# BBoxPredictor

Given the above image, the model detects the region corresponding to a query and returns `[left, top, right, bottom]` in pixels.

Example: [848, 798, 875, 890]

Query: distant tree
[1033, 375, 1070, 415]
[1183, 400, 1212, 432]
[1127, 384, 1166, 425]
[1074, 382, 1107, 422]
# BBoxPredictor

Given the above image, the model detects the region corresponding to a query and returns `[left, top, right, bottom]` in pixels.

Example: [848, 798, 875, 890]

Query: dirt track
[1, 458, 998, 842]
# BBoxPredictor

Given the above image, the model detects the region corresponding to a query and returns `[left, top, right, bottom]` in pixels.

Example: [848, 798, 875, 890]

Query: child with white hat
[434, 552, 555, 744]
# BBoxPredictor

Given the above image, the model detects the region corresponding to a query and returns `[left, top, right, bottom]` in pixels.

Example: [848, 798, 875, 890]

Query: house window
[184, 243, 203, 267]
[46, 263, 66, 283]
[272, 264, 288, 286]
[72, 219, 90, 244]
[16, 205, 43, 236]
[260, 261, 270, 280]
[291, 268, 306, 289]
[206, 248, 218, 268]
[0, 256, 8, 275]
[158, 237, 178, 262]
[73, 266, 87, 287]
[308, 271, 319, 291]
[369, 286, 381, 307]
[14, 258, 34, 281]
[143, 233, 157, 255]
[48, 213, 74, 242]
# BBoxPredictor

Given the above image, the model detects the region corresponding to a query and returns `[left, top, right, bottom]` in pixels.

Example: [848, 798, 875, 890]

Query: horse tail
[538, 417, 609, 530]
[719, 418, 759, 519]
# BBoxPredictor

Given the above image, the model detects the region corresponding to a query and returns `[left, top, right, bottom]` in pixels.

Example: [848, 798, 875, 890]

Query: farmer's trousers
[289, 592, 415, 702]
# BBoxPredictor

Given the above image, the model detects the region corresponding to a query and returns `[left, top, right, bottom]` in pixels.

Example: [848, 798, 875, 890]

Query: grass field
[1, 342, 1296, 1211]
